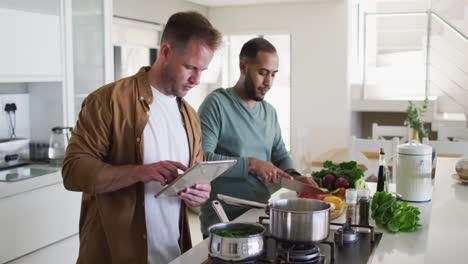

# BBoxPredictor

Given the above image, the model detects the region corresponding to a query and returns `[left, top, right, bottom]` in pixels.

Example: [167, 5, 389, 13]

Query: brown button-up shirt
[62, 67, 204, 263]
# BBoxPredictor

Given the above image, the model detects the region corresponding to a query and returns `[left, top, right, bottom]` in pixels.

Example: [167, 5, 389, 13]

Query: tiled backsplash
[0, 94, 30, 139]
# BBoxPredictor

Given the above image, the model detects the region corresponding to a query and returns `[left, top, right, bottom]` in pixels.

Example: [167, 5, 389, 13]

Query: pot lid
[398, 140, 432, 155]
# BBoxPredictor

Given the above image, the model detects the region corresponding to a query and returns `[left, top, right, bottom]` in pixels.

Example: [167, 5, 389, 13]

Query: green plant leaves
[371, 192, 422, 233]
[404, 97, 429, 138]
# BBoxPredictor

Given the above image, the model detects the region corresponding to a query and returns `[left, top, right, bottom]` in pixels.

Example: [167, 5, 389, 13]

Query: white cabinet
[0, 0, 113, 138]
[0, 182, 81, 263]
[69, 0, 113, 122]
[0, 8, 62, 82]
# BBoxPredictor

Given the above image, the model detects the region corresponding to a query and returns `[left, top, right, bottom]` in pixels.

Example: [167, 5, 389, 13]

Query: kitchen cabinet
[0, 176, 81, 263]
[69, 0, 114, 122]
[0, 0, 113, 141]
[0, 1, 112, 262]
[0, 8, 62, 82]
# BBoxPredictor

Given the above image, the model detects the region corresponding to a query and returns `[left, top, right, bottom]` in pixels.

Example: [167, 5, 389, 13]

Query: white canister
[396, 141, 433, 202]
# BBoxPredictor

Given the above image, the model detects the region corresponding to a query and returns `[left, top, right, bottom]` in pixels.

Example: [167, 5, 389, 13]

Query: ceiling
[186, 0, 327, 7]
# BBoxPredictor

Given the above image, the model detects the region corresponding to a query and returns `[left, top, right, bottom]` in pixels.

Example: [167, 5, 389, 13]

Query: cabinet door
[0, 8, 62, 82]
[0, 183, 81, 263]
[71, 0, 113, 122]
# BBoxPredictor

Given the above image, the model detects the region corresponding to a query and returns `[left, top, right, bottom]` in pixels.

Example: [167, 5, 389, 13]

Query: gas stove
[203, 218, 382, 264]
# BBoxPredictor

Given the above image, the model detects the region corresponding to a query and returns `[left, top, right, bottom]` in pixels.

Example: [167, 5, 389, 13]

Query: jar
[357, 189, 370, 226]
[456, 158, 468, 180]
[396, 141, 433, 202]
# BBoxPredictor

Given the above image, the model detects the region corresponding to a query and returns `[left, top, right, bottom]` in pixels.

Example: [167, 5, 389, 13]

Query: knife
[279, 177, 325, 195]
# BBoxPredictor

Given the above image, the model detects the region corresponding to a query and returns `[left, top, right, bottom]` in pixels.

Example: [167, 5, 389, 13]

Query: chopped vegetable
[371, 192, 422, 233]
[298, 193, 331, 200]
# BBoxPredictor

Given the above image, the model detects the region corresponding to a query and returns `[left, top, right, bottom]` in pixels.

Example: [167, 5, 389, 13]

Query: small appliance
[48, 126, 72, 167]
[0, 138, 30, 170]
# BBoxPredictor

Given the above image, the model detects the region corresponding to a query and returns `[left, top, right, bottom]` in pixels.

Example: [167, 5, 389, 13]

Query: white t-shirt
[143, 86, 190, 264]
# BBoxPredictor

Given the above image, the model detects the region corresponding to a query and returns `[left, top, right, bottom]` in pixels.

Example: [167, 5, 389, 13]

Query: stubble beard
[161, 63, 181, 97]
[245, 70, 264, 102]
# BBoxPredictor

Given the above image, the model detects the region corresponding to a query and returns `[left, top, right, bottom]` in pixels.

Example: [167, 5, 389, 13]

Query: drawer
[0, 183, 81, 263]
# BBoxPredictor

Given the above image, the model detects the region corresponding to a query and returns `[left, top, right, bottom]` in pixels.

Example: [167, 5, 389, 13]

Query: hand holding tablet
[154, 160, 237, 198]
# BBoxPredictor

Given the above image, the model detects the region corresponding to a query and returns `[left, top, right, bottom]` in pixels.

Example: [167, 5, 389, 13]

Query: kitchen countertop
[170, 157, 468, 264]
[0, 163, 62, 199]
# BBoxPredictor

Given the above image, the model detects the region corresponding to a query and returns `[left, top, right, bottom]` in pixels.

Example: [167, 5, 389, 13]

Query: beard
[161, 63, 184, 97]
[245, 70, 265, 102]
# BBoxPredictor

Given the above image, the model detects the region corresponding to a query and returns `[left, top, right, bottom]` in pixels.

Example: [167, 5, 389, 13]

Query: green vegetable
[371, 192, 422, 233]
[312, 160, 365, 190]
[354, 178, 368, 190]
[213, 225, 261, 238]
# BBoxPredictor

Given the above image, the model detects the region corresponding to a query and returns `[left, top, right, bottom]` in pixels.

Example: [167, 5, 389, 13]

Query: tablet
[153, 160, 237, 198]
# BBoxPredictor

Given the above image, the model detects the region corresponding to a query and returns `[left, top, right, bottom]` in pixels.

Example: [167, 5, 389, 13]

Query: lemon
[323, 196, 344, 210]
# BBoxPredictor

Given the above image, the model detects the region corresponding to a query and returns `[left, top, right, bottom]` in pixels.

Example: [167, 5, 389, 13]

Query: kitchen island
[170, 157, 468, 264]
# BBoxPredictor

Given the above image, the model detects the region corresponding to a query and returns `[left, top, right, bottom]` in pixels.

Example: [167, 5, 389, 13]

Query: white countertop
[0, 163, 62, 199]
[170, 157, 468, 264]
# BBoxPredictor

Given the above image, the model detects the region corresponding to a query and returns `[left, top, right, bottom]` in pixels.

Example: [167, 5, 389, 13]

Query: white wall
[0, 93, 30, 139]
[0, 0, 60, 15]
[209, 0, 350, 167]
[29, 82, 64, 142]
[113, 0, 208, 24]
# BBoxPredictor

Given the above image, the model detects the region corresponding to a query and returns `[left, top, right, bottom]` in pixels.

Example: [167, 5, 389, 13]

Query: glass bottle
[431, 147, 437, 183]
[377, 148, 387, 192]
[357, 189, 370, 226]
[345, 189, 357, 225]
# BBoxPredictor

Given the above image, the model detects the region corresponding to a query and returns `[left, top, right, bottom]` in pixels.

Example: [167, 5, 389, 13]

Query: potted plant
[404, 98, 429, 142]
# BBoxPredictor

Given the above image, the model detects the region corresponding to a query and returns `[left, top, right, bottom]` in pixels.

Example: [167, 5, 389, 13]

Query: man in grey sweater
[198, 37, 317, 237]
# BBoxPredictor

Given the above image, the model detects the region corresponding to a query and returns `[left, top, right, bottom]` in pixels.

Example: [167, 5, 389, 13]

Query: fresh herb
[312, 160, 365, 190]
[404, 97, 429, 139]
[371, 192, 422, 233]
[213, 225, 261, 238]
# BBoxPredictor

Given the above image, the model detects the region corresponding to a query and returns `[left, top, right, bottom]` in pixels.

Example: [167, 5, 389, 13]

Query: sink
[0, 166, 58, 182]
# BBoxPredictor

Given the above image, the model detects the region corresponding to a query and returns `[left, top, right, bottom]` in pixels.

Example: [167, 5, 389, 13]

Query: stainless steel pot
[217, 194, 331, 243]
[270, 198, 330, 242]
[207, 200, 265, 261]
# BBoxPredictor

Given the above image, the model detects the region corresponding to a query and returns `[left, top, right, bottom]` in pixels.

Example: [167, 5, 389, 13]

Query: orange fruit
[323, 196, 344, 210]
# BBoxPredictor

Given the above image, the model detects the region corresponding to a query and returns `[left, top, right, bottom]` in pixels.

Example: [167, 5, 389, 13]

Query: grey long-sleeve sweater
[198, 87, 295, 236]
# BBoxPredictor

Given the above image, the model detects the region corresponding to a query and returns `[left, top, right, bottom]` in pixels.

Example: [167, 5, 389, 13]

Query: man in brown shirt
[62, 11, 222, 264]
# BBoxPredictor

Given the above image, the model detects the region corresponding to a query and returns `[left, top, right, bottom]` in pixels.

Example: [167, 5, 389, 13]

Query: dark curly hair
[239, 37, 277, 63]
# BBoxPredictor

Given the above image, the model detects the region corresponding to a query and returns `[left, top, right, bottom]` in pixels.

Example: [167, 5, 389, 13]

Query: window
[363, 13, 429, 99]
[112, 17, 161, 80]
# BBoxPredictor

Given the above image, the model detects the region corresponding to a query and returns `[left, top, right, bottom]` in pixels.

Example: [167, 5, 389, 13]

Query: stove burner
[334, 227, 358, 245]
[277, 242, 321, 263]
[330, 222, 376, 247]
[204, 226, 383, 264]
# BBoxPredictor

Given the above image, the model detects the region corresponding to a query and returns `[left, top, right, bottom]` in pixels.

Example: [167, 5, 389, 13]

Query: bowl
[455, 158, 468, 180]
